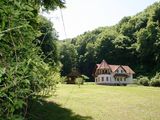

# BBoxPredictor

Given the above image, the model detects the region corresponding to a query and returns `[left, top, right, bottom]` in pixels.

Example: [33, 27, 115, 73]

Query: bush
[150, 78, 160, 87]
[75, 77, 84, 88]
[149, 73, 160, 87]
[60, 76, 67, 84]
[138, 77, 149, 86]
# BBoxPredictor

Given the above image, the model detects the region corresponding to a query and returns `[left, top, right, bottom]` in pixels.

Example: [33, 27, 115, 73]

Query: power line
[60, 8, 67, 39]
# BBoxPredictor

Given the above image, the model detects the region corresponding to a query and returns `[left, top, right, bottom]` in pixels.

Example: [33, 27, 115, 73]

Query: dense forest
[59, 2, 160, 81]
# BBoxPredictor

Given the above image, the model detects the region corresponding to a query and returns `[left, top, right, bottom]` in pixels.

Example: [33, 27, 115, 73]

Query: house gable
[114, 66, 127, 74]
[108, 65, 135, 74]
[122, 66, 135, 74]
[97, 60, 110, 70]
[94, 60, 112, 76]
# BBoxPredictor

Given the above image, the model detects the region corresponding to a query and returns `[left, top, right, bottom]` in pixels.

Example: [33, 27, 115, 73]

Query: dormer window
[116, 70, 119, 73]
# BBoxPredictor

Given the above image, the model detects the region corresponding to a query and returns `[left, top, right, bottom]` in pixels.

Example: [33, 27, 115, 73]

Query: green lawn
[29, 84, 160, 120]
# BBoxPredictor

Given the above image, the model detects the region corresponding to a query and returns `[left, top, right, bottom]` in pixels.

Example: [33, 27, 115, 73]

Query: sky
[43, 0, 159, 40]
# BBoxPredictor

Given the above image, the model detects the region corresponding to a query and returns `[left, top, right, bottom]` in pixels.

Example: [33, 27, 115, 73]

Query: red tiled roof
[95, 60, 135, 74]
[121, 65, 135, 74]
[97, 60, 110, 69]
[96, 64, 100, 68]
[108, 65, 119, 72]
[109, 65, 135, 74]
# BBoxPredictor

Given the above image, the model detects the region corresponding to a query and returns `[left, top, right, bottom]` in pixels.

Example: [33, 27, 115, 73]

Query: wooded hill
[59, 2, 160, 81]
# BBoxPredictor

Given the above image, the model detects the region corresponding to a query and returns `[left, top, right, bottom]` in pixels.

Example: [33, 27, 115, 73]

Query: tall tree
[0, 0, 65, 119]
[60, 41, 78, 76]
[36, 15, 59, 65]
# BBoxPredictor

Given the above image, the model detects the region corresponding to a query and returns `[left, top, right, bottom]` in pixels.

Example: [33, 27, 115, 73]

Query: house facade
[93, 60, 135, 85]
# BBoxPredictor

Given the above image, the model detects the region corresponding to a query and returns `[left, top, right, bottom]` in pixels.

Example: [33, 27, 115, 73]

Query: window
[101, 77, 104, 82]
[121, 70, 123, 73]
[117, 69, 120, 73]
[106, 77, 108, 81]
[124, 78, 126, 81]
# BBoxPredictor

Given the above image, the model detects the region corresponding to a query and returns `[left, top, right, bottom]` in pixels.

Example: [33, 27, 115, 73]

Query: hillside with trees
[59, 2, 160, 81]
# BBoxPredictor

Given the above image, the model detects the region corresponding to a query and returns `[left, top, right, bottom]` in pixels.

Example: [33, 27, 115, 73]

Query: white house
[93, 60, 135, 85]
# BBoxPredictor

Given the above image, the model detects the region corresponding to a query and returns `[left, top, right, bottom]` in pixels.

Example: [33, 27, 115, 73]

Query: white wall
[126, 74, 133, 84]
[95, 74, 112, 84]
[95, 73, 133, 85]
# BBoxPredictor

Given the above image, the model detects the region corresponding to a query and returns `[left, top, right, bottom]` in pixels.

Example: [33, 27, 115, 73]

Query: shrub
[150, 78, 160, 87]
[75, 77, 84, 88]
[149, 73, 160, 87]
[138, 77, 149, 86]
[60, 76, 67, 84]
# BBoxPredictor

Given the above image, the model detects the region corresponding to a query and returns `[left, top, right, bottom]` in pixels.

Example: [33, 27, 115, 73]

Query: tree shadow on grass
[28, 99, 93, 120]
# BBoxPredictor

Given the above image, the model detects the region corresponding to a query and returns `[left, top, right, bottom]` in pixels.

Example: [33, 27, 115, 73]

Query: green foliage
[150, 79, 160, 87]
[81, 74, 89, 80]
[36, 15, 59, 66]
[40, 0, 65, 10]
[150, 73, 160, 87]
[138, 77, 149, 86]
[59, 76, 67, 84]
[0, 0, 64, 119]
[59, 41, 78, 76]
[75, 77, 84, 88]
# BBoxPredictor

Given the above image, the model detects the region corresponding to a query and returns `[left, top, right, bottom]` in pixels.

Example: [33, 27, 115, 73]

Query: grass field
[29, 84, 160, 120]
